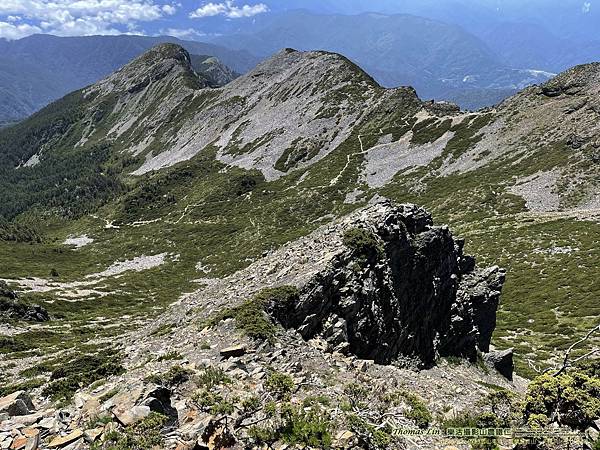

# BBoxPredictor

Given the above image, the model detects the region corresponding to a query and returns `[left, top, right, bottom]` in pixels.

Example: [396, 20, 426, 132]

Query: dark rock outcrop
[0, 281, 49, 322]
[0, 390, 35, 417]
[484, 348, 514, 380]
[269, 201, 505, 367]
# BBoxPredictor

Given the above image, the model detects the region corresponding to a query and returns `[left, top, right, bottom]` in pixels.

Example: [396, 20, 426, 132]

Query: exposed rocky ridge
[266, 202, 505, 366]
[190, 55, 238, 88]
[90, 44, 204, 96]
[5, 43, 598, 210]
[2, 44, 600, 209]
[128, 47, 426, 178]
[134, 200, 509, 377]
[0, 34, 259, 125]
[96, 45, 599, 209]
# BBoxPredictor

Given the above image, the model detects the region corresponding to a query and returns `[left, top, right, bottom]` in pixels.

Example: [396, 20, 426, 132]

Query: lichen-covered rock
[268, 200, 506, 367]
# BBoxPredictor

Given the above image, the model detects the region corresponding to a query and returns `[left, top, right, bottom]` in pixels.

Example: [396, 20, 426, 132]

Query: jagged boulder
[0, 390, 35, 417]
[268, 200, 505, 367]
[484, 348, 514, 380]
[111, 384, 177, 427]
[0, 281, 49, 322]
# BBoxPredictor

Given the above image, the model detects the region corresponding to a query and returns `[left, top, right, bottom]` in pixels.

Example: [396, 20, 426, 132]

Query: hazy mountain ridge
[209, 10, 555, 110]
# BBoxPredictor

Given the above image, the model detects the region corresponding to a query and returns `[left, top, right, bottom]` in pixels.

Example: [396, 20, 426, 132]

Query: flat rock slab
[219, 345, 246, 358]
[10, 436, 27, 449]
[48, 430, 83, 448]
[112, 405, 151, 427]
[83, 427, 103, 443]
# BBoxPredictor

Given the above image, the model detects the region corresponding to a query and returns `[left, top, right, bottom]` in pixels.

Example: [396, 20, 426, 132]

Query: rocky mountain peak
[189, 54, 238, 87]
[241, 48, 378, 90]
[87, 43, 204, 97]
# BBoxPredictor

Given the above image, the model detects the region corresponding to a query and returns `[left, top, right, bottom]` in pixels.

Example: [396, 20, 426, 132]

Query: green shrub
[477, 389, 518, 426]
[196, 366, 231, 389]
[578, 359, 600, 378]
[265, 371, 295, 400]
[383, 390, 432, 428]
[150, 323, 175, 336]
[302, 395, 331, 407]
[342, 228, 384, 263]
[207, 298, 275, 341]
[0, 336, 30, 353]
[92, 412, 167, 450]
[523, 371, 600, 429]
[401, 392, 432, 429]
[241, 395, 261, 412]
[144, 365, 192, 387]
[249, 403, 332, 449]
[191, 389, 235, 415]
[279, 403, 332, 448]
[156, 351, 182, 361]
[343, 382, 369, 409]
[205, 286, 299, 342]
[19, 363, 53, 378]
[347, 413, 392, 450]
[410, 118, 452, 145]
[42, 352, 124, 403]
[0, 219, 40, 243]
[0, 377, 45, 396]
[99, 388, 120, 403]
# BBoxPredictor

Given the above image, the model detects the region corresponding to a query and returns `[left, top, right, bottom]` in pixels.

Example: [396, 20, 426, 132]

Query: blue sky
[0, 1, 271, 40]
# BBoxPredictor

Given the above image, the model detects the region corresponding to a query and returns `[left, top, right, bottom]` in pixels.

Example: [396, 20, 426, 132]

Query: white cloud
[582, 2, 592, 13]
[0, 20, 41, 39]
[159, 27, 207, 40]
[190, 1, 268, 19]
[0, 0, 178, 39]
[190, 2, 227, 18]
[162, 4, 177, 15]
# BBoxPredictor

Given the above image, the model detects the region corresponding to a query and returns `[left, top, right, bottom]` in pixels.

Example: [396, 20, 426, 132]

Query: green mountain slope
[0, 44, 598, 378]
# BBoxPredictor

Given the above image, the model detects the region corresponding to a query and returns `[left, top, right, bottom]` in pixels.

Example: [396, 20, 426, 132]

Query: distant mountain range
[2, 4, 599, 123]
[209, 10, 558, 108]
[0, 34, 258, 124]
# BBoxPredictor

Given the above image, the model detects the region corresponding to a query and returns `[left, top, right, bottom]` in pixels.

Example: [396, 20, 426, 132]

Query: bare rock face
[191, 55, 238, 87]
[539, 62, 600, 97]
[268, 200, 505, 367]
[91, 43, 205, 96]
